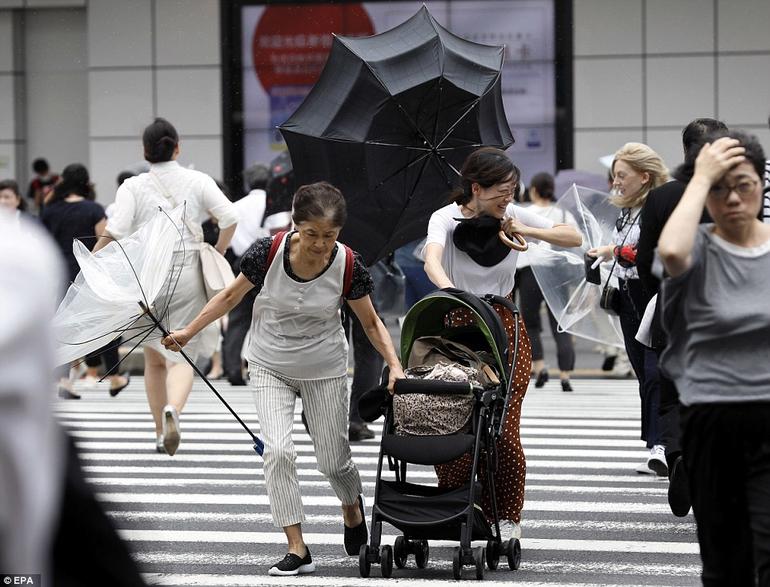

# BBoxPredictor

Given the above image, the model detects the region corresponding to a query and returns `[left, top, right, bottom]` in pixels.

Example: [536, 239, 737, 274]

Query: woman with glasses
[658, 131, 770, 585]
[587, 143, 669, 476]
[423, 147, 581, 541]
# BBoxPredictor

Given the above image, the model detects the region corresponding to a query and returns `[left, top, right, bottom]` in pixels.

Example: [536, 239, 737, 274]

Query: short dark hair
[291, 181, 347, 227]
[682, 118, 728, 153]
[701, 129, 766, 179]
[143, 118, 179, 163]
[51, 163, 93, 203]
[451, 147, 520, 206]
[116, 170, 135, 186]
[243, 163, 270, 191]
[32, 158, 49, 174]
[530, 172, 555, 200]
[0, 179, 24, 210]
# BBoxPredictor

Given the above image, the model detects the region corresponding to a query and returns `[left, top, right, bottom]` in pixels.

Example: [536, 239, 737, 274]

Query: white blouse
[106, 161, 238, 245]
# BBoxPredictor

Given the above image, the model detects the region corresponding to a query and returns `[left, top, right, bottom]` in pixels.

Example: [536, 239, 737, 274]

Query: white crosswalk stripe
[55, 377, 701, 585]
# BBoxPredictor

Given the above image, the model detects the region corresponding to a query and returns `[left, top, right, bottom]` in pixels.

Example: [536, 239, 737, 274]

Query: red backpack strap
[342, 244, 354, 298]
[266, 231, 287, 269]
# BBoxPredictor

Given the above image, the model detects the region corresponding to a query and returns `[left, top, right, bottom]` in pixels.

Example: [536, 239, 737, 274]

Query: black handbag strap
[601, 208, 641, 293]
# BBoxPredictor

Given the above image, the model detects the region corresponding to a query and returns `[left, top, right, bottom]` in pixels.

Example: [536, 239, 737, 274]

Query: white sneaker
[499, 520, 521, 541]
[162, 405, 181, 456]
[647, 445, 668, 477]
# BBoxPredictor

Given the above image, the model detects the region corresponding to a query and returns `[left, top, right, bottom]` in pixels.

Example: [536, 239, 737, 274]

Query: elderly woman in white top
[161, 182, 404, 576]
[93, 118, 238, 456]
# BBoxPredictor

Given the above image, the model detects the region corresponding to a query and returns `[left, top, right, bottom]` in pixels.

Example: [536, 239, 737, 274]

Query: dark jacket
[637, 177, 710, 349]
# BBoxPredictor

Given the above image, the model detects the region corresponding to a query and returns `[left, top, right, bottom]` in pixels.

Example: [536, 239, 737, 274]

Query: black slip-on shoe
[343, 495, 368, 556]
[668, 455, 691, 517]
[348, 422, 375, 442]
[109, 372, 131, 397]
[268, 548, 315, 576]
[561, 379, 573, 392]
[534, 369, 549, 388]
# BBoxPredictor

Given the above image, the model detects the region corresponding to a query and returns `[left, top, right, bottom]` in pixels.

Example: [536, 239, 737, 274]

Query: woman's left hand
[501, 216, 528, 238]
[387, 365, 405, 395]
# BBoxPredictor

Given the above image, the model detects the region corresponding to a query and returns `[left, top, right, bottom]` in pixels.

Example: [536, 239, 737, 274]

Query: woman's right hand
[693, 137, 746, 186]
[161, 329, 191, 352]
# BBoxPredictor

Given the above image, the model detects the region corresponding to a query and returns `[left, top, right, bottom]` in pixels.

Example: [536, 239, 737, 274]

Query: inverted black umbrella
[279, 5, 513, 264]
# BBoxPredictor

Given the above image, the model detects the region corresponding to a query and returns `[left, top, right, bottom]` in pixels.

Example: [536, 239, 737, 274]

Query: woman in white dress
[94, 118, 238, 455]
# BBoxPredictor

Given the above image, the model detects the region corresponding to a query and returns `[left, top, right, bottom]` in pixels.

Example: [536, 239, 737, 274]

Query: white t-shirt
[106, 161, 238, 246]
[425, 202, 554, 296]
[230, 188, 268, 257]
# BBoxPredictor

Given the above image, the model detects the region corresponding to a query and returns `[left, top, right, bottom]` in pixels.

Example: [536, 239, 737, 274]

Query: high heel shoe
[534, 369, 549, 388]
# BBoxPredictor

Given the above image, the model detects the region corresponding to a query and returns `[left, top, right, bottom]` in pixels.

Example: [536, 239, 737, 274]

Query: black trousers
[222, 288, 257, 381]
[83, 339, 121, 370]
[681, 402, 770, 586]
[656, 356, 682, 467]
[517, 266, 575, 371]
[617, 278, 661, 447]
[342, 306, 383, 425]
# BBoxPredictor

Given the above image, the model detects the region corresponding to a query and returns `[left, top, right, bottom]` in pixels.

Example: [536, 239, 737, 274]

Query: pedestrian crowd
[2, 113, 770, 585]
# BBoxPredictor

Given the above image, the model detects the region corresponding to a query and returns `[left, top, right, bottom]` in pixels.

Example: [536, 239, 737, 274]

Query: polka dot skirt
[434, 299, 532, 524]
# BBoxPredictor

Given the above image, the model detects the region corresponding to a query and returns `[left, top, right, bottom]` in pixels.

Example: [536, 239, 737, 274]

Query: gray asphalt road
[55, 377, 700, 586]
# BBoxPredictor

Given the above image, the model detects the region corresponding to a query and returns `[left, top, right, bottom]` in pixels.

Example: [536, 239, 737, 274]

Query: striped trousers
[249, 364, 363, 528]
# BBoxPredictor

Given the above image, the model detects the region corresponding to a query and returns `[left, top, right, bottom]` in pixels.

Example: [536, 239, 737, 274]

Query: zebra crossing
[54, 377, 701, 586]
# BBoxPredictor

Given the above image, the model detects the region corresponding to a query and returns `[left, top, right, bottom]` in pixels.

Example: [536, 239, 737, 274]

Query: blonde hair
[610, 142, 669, 209]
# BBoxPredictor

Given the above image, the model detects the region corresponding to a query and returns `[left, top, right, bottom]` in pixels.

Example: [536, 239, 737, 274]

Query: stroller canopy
[400, 289, 509, 376]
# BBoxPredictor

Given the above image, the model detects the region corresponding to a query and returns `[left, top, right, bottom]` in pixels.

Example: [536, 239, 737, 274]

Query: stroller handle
[394, 379, 478, 396]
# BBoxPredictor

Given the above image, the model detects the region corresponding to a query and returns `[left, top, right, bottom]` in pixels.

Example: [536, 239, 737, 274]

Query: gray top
[660, 224, 770, 406]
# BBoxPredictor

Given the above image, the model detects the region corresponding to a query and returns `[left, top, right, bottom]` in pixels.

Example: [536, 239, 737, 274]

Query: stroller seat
[381, 433, 475, 466]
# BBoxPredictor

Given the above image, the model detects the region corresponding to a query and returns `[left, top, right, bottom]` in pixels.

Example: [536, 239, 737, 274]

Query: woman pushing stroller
[162, 182, 404, 576]
[423, 147, 582, 539]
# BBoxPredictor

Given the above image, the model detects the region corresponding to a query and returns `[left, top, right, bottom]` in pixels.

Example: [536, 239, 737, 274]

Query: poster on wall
[241, 0, 555, 181]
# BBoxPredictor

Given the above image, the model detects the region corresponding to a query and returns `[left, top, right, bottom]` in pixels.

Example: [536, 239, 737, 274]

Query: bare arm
[423, 242, 454, 289]
[162, 274, 254, 350]
[658, 138, 745, 277]
[92, 230, 114, 253]
[215, 223, 236, 255]
[347, 295, 405, 391]
[504, 218, 582, 248]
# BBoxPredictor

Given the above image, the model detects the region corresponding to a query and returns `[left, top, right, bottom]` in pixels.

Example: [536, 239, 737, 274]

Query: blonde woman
[588, 143, 670, 475]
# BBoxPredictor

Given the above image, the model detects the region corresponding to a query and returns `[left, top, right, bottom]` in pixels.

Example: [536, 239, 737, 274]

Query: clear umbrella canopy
[527, 184, 624, 348]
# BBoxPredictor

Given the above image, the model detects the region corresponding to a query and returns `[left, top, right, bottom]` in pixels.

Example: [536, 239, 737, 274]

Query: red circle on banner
[252, 4, 374, 92]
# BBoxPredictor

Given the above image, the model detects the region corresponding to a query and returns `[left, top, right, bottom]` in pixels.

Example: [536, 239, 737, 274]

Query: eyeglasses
[708, 179, 759, 201]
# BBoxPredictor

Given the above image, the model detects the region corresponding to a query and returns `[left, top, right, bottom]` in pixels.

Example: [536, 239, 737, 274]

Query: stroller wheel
[415, 540, 429, 569]
[452, 547, 463, 580]
[485, 539, 500, 570]
[358, 544, 371, 578]
[380, 545, 393, 578]
[473, 547, 485, 580]
[505, 538, 521, 570]
[393, 536, 407, 569]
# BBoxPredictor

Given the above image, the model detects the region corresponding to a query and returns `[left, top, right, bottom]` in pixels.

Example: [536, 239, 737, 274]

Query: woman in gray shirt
[658, 130, 770, 586]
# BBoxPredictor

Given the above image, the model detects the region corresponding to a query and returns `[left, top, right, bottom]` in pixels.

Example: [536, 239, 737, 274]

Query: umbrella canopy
[52, 204, 186, 366]
[527, 184, 624, 348]
[279, 5, 513, 264]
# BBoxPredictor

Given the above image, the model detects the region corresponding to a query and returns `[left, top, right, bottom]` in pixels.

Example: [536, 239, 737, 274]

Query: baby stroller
[359, 288, 523, 580]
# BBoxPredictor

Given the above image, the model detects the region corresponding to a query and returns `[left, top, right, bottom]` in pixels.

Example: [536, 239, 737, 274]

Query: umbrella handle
[498, 230, 528, 252]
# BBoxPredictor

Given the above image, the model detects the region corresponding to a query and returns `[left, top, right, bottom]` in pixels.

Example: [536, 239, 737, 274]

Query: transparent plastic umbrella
[527, 184, 624, 348]
[51, 203, 264, 454]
